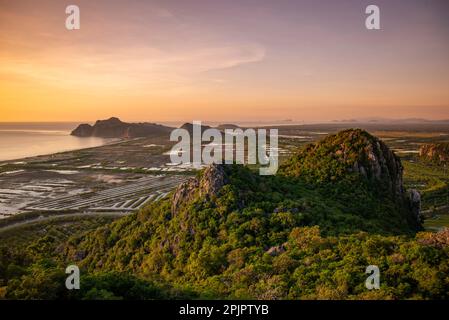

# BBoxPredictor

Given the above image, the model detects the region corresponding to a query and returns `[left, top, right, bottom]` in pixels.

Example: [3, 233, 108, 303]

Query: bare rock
[171, 164, 229, 215]
[419, 143, 449, 164]
[266, 244, 286, 256]
[408, 189, 422, 222]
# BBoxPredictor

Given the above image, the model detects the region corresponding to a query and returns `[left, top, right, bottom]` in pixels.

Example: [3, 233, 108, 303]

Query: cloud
[0, 42, 266, 93]
[0, 0, 266, 94]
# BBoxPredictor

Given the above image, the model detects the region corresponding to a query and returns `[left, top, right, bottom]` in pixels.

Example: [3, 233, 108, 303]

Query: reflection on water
[0, 129, 112, 161]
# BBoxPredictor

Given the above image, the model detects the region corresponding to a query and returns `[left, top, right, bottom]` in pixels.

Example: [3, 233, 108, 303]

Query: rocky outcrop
[171, 164, 228, 215]
[349, 135, 404, 197]
[266, 243, 287, 256]
[408, 189, 422, 223]
[71, 117, 173, 138]
[71, 123, 93, 137]
[179, 122, 212, 135]
[419, 143, 449, 164]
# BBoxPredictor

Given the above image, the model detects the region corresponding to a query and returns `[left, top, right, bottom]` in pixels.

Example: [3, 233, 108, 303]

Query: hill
[279, 129, 422, 230]
[71, 117, 173, 138]
[57, 130, 435, 296]
[3, 129, 448, 300]
[179, 122, 212, 135]
[216, 124, 241, 131]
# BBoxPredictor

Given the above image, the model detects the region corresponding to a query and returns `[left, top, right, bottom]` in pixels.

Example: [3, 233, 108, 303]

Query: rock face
[408, 189, 422, 223]
[71, 117, 173, 138]
[171, 164, 228, 215]
[266, 244, 287, 256]
[349, 133, 405, 197]
[419, 143, 449, 164]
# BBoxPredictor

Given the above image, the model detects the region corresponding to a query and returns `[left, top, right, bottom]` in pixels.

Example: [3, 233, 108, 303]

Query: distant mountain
[71, 117, 173, 138]
[340, 117, 449, 124]
[179, 122, 212, 134]
[216, 123, 241, 131]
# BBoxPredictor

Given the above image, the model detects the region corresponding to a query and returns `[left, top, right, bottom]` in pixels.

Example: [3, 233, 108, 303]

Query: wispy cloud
[0, 41, 265, 92]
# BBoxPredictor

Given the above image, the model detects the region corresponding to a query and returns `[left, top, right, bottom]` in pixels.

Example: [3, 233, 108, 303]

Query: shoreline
[0, 136, 124, 164]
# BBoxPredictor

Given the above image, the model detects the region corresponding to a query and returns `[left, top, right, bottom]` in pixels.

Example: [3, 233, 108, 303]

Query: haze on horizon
[0, 0, 448, 123]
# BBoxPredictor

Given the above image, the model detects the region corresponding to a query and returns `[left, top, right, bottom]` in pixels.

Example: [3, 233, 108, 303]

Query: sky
[0, 0, 448, 122]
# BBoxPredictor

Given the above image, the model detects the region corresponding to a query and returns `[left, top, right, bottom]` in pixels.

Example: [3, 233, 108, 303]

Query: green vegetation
[403, 160, 449, 211]
[402, 158, 449, 231]
[1, 129, 448, 300]
[2, 224, 448, 299]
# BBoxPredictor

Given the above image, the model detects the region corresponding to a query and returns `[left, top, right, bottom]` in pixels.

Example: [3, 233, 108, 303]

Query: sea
[0, 122, 112, 162]
[0, 120, 302, 162]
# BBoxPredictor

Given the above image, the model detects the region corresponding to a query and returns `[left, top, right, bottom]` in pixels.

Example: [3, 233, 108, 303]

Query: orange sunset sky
[0, 0, 448, 122]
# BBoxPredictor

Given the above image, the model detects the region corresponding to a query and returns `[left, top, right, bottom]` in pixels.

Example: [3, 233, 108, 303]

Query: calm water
[0, 122, 112, 161]
[0, 120, 303, 162]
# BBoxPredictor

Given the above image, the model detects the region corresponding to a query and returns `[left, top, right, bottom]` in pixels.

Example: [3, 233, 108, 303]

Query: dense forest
[1, 129, 448, 300]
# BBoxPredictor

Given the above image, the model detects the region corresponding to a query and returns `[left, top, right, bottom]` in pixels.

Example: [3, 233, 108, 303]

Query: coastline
[0, 136, 123, 164]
